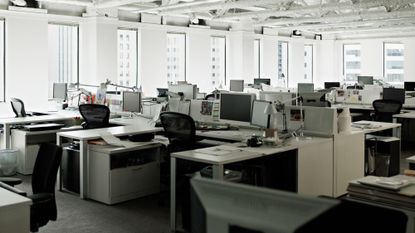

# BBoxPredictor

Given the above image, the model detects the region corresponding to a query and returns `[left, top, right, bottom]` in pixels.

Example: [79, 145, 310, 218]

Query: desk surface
[394, 112, 415, 119]
[351, 120, 401, 134]
[57, 124, 162, 140]
[0, 187, 31, 208]
[0, 114, 76, 124]
[196, 128, 263, 142]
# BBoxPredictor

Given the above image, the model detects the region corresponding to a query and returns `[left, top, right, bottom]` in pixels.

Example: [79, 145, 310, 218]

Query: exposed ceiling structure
[17, 0, 415, 37]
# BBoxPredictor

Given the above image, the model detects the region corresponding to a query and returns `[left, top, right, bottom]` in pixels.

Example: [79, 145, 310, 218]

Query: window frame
[304, 44, 314, 83]
[278, 41, 289, 88]
[210, 35, 227, 87]
[166, 32, 187, 83]
[342, 43, 361, 84]
[383, 42, 404, 85]
[117, 27, 139, 88]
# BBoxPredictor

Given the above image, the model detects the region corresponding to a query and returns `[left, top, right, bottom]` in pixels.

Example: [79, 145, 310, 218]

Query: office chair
[78, 104, 110, 129]
[204, 93, 216, 100]
[0, 143, 63, 232]
[372, 99, 402, 123]
[11, 97, 28, 117]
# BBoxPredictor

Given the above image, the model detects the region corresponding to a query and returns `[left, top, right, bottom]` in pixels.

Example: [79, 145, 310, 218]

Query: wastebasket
[0, 149, 18, 176]
[375, 153, 391, 177]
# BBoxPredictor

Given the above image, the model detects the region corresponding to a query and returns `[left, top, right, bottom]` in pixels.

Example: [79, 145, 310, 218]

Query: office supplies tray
[23, 123, 65, 131]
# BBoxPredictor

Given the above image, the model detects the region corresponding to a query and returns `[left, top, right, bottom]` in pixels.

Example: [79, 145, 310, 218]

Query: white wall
[6, 15, 48, 107]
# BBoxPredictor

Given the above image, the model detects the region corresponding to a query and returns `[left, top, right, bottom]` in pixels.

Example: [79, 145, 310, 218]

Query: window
[304, 45, 313, 83]
[343, 44, 361, 83]
[211, 36, 226, 88]
[278, 41, 288, 87]
[118, 29, 138, 88]
[48, 23, 78, 96]
[253, 39, 260, 79]
[0, 20, 4, 102]
[167, 33, 186, 83]
[384, 43, 404, 84]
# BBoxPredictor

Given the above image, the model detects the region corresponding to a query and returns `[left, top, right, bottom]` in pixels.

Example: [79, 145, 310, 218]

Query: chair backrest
[78, 104, 110, 129]
[204, 94, 216, 100]
[31, 142, 63, 230]
[372, 99, 402, 122]
[159, 112, 196, 147]
[10, 98, 27, 117]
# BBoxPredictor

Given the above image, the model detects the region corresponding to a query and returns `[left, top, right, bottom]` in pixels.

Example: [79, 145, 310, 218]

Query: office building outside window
[304, 45, 313, 83]
[278, 41, 288, 87]
[167, 33, 186, 83]
[48, 24, 78, 95]
[384, 43, 404, 85]
[254, 39, 260, 79]
[343, 44, 361, 83]
[211, 36, 226, 88]
[0, 20, 4, 102]
[117, 29, 138, 88]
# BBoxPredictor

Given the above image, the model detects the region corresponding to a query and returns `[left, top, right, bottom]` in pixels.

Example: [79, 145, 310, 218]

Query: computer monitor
[53, 83, 68, 101]
[220, 92, 256, 125]
[357, 76, 374, 85]
[122, 91, 141, 112]
[168, 84, 197, 100]
[324, 82, 340, 89]
[157, 88, 168, 97]
[251, 100, 271, 128]
[229, 80, 244, 92]
[297, 83, 314, 94]
[259, 91, 296, 106]
[404, 82, 415, 92]
[383, 88, 405, 104]
[254, 78, 271, 86]
[191, 176, 407, 233]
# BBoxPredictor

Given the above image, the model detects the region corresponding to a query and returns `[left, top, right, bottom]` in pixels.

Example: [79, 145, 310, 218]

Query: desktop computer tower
[61, 146, 80, 193]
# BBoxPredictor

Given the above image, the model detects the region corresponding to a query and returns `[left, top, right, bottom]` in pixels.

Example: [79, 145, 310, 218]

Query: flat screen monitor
[53, 83, 68, 101]
[357, 76, 374, 85]
[254, 78, 271, 86]
[251, 100, 271, 128]
[220, 92, 256, 125]
[168, 84, 197, 100]
[191, 176, 407, 233]
[157, 88, 168, 97]
[324, 82, 340, 89]
[404, 82, 415, 92]
[123, 91, 141, 112]
[383, 88, 405, 104]
[229, 80, 244, 92]
[297, 83, 314, 94]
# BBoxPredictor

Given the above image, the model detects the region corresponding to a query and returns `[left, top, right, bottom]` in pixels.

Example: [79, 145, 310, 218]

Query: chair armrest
[0, 181, 27, 196]
[28, 193, 54, 205]
[0, 177, 22, 186]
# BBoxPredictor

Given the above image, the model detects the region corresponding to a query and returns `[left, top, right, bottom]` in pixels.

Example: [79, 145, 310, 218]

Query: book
[356, 175, 412, 191]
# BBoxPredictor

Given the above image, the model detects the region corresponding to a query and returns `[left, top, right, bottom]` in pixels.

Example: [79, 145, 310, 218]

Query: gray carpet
[15, 175, 170, 233]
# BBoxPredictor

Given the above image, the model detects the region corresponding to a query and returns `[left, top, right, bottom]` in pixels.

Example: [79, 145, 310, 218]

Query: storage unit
[366, 135, 401, 177]
[88, 143, 161, 205]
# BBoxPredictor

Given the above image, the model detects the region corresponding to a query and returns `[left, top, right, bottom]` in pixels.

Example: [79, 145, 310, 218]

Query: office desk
[56, 124, 162, 199]
[196, 128, 264, 142]
[0, 114, 77, 149]
[352, 120, 401, 138]
[0, 186, 31, 233]
[170, 137, 334, 231]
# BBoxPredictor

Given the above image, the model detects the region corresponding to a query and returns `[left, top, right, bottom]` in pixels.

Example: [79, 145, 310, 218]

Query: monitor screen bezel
[254, 78, 271, 86]
[52, 83, 68, 101]
[357, 76, 374, 85]
[324, 82, 340, 89]
[382, 87, 405, 104]
[219, 92, 256, 126]
[250, 100, 272, 128]
[229, 80, 244, 92]
[404, 82, 415, 92]
[122, 91, 142, 113]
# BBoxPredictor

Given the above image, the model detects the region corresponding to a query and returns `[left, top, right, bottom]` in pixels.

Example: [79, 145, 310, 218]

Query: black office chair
[0, 143, 63, 232]
[372, 99, 402, 123]
[78, 104, 110, 129]
[11, 97, 28, 117]
[204, 94, 216, 100]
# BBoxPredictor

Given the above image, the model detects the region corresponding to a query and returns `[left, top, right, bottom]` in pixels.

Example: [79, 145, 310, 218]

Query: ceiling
[23, 0, 415, 37]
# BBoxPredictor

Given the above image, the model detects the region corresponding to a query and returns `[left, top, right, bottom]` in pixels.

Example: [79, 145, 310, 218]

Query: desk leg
[213, 165, 224, 180]
[170, 157, 176, 232]
[79, 140, 87, 199]
[56, 135, 62, 192]
[2, 124, 10, 149]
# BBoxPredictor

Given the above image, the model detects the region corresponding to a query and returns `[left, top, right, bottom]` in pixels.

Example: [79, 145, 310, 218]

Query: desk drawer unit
[88, 144, 160, 205]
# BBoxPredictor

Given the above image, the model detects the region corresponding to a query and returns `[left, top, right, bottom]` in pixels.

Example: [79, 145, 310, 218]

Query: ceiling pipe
[133, 0, 224, 13]
[256, 7, 415, 26]
[316, 24, 415, 35]
[94, 0, 156, 9]
[35, 0, 92, 6]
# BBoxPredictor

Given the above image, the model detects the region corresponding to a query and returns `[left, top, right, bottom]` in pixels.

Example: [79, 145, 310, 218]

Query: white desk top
[0, 114, 76, 125]
[351, 120, 401, 134]
[0, 187, 31, 208]
[196, 128, 264, 142]
[172, 137, 332, 165]
[57, 124, 162, 140]
[393, 111, 415, 119]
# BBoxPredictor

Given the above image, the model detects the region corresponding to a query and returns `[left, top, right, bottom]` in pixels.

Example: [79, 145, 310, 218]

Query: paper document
[99, 133, 137, 147]
[195, 145, 241, 156]
[357, 175, 412, 191]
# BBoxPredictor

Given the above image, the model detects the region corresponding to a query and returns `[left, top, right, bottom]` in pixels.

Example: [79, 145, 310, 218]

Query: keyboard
[195, 122, 230, 130]
[23, 123, 65, 131]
